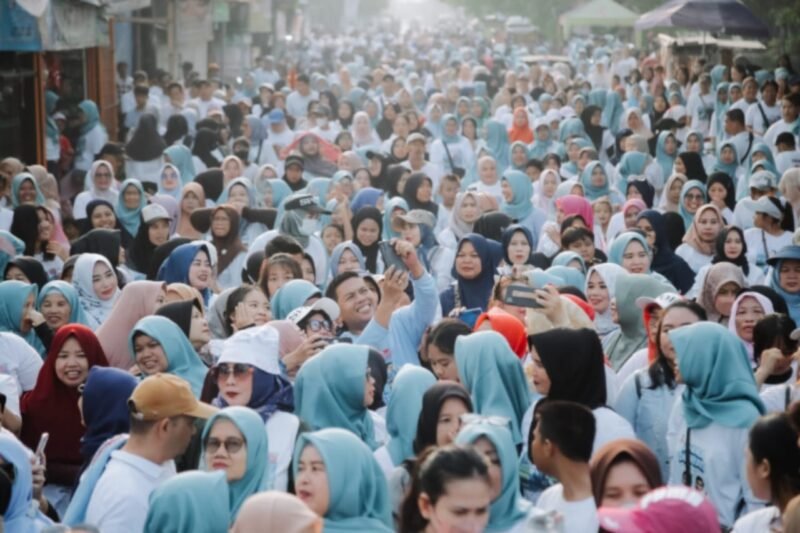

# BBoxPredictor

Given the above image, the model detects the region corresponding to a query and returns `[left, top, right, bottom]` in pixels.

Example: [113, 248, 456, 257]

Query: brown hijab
[210, 204, 246, 274]
[589, 438, 663, 506]
[176, 182, 206, 239]
[231, 492, 322, 533]
[700, 262, 746, 324]
[682, 204, 724, 256]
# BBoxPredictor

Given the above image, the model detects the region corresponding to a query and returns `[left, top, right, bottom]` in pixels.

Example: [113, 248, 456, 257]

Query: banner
[0, 0, 42, 51]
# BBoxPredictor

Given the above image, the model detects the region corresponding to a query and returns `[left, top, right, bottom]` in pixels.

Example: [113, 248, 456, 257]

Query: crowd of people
[1, 14, 800, 533]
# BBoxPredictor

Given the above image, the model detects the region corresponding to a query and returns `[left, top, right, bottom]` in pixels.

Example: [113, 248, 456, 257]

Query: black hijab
[626, 179, 655, 208]
[83, 199, 120, 235]
[636, 210, 696, 294]
[367, 349, 388, 410]
[711, 226, 750, 276]
[337, 101, 355, 129]
[402, 173, 439, 216]
[192, 128, 222, 169]
[472, 212, 513, 242]
[125, 113, 167, 161]
[194, 169, 224, 203]
[677, 152, 707, 183]
[163, 114, 189, 146]
[352, 207, 382, 273]
[662, 211, 686, 252]
[147, 238, 191, 280]
[528, 328, 606, 409]
[155, 299, 199, 337]
[376, 103, 400, 140]
[5, 257, 48, 289]
[71, 229, 122, 269]
[706, 172, 736, 212]
[382, 164, 406, 197]
[581, 105, 605, 151]
[413, 381, 473, 454]
[610, 128, 633, 165]
[223, 104, 244, 138]
[127, 217, 158, 273]
[10, 205, 41, 256]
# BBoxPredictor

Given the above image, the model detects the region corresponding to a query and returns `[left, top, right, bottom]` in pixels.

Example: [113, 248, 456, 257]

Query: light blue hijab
[485, 120, 511, 172]
[500, 169, 533, 222]
[164, 144, 195, 184]
[0, 230, 26, 279]
[270, 280, 320, 320]
[601, 89, 623, 133]
[608, 231, 651, 269]
[0, 433, 53, 532]
[768, 246, 800, 326]
[37, 280, 89, 326]
[655, 131, 677, 180]
[0, 281, 44, 356]
[441, 114, 462, 144]
[329, 241, 365, 278]
[456, 423, 531, 532]
[295, 344, 377, 449]
[546, 265, 586, 288]
[128, 315, 208, 397]
[551, 250, 586, 273]
[580, 161, 611, 200]
[157, 163, 182, 201]
[11, 173, 45, 207]
[144, 471, 230, 533]
[382, 197, 409, 240]
[115, 178, 147, 236]
[306, 177, 332, 206]
[455, 331, 531, 444]
[617, 151, 650, 195]
[201, 407, 271, 519]
[292, 429, 392, 532]
[384, 366, 436, 465]
[671, 322, 765, 429]
[678, 180, 707, 230]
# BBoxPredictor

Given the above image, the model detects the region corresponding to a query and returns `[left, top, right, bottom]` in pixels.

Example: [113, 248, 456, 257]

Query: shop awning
[559, 0, 640, 36]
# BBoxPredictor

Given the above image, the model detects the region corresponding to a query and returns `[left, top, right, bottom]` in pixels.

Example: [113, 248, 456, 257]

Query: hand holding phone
[378, 241, 408, 273]
[502, 284, 545, 309]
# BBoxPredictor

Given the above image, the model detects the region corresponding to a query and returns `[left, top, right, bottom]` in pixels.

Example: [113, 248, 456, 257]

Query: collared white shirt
[85, 450, 176, 533]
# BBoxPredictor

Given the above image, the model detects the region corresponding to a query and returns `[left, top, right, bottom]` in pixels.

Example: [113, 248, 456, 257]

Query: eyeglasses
[307, 318, 332, 332]
[460, 414, 511, 429]
[204, 437, 245, 454]
[214, 363, 252, 380]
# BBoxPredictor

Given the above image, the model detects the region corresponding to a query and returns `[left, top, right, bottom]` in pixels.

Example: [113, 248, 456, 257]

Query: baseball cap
[767, 244, 800, 267]
[142, 203, 173, 224]
[392, 209, 437, 231]
[268, 108, 285, 124]
[635, 292, 682, 311]
[283, 193, 331, 214]
[285, 297, 341, 325]
[284, 154, 304, 169]
[406, 132, 427, 145]
[128, 374, 218, 421]
[753, 196, 783, 220]
[598, 486, 719, 533]
[749, 170, 777, 191]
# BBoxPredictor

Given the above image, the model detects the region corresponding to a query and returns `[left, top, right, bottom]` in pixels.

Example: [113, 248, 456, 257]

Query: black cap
[365, 150, 387, 160]
[284, 193, 331, 214]
[285, 154, 304, 169]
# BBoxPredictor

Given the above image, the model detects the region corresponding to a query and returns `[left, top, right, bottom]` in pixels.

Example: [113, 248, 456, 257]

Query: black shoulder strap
[740, 132, 754, 164]
[757, 102, 770, 130]
[635, 372, 642, 399]
[442, 139, 456, 172]
[787, 384, 793, 410]
[683, 428, 692, 487]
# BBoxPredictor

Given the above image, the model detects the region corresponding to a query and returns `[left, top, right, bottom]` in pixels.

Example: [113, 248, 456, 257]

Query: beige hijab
[176, 182, 206, 239]
[231, 492, 322, 533]
[95, 281, 166, 369]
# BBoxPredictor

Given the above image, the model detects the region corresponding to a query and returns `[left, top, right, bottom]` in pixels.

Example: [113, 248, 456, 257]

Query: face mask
[300, 217, 319, 236]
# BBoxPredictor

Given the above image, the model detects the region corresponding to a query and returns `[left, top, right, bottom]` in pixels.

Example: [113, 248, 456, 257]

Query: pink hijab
[95, 281, 166, 369]
[727, 291, 774, 365]
[557, 194, 594, 228]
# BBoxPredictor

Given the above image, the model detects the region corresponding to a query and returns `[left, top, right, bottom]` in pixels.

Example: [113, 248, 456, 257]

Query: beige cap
[128, 373, 218, 421]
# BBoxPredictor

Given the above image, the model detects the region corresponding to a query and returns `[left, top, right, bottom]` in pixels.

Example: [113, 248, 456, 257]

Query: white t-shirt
[746, 101, 781, 137]
[760, 382, 799, 413]
[592, 406, 636, 452]
[0, 333, 43, 392]
[266, 411, 300, 491]
[744, 228, 794, 266]
[775, 150, 800, 175]
[400, 160, 445, 191]
[536, 484, 599, 533]
[675, 243, 713, 273]
[731, 505, 782, 532]
[85, 450, 176, 533]
[616, 348, 648, 387]
[764, 120, 798, 156]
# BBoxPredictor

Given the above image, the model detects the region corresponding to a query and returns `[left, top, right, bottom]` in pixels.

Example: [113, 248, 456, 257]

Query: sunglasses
[685, 193, 704, 201]
[204, 437, 245, 455]
[214, 363, 252, 380]
[307, 318, 332, 332]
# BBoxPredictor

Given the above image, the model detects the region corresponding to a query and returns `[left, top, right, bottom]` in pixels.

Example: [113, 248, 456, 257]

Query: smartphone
[378, 241, 408, 273]
[502, 284, 545, 309]
[458, 307, 483, 329]
[34, 432, 49, 464]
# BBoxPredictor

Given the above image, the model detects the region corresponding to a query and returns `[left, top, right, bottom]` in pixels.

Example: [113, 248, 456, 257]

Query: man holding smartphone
[325, 239, 439, 367]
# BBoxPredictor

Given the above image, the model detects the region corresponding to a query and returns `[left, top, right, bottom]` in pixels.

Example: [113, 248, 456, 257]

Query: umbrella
[634, 0, 769, 39]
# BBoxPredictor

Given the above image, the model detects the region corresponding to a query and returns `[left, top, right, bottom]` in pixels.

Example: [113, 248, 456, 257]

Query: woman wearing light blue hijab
[129, 315, 209, 396]
[0, 280, 45, 356]
[484, 120, 511, 173]
[294, 344, 379, 449]
[11, 173, 45, 207]
[164, 144, 195, 184]
[558, 117, 588, 144]
[269, 279, 321, 319]
[216, 177, 268, 246]
[508, 141, 530, 172]
[580, 161, 619, 204]
[455, 331, 531, 445]
[455, 422, 532, 532]
[588, 88, 607, 109]
[115, 178, 147, 238]
[654, 131, 678, 180]
[678, 179, 707, 230]
[157, 163, 182, 201]
[201, 406, 271, 520]
[738, 142, 779, 200]
[552, 250, 587, 272]
[546, 265, 585, 289]
[144, 471, 230, 533]
[500, 169, 534, 221]
[711, 81, 730, 141]
[329, 241, 365, 279]
[528, 120, 557, 161]
[293, 428, 392, 532]
[374, 365, 436, 477]
[306, 177, 332, 206]
[616, 151, 650, 195]
[601, 89, 623, 133]
[0, 433, 54, 532]
[382, 196, 409, 240]
[37, 280, 89, 327]
[667, 321, 765, 528]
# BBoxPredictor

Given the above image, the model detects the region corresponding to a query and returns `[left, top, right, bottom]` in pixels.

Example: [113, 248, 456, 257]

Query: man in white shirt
[733, 170, 778, 230]
[84, 374, 217, 533]
[764, 92, 800, 153]
[725, 109, 759, 166]
[309, 105, 339, 143]
[401, 133, 444, 190]
[746, 80, 781, 136]
[775, 132, 800, 175]
[730, 77, 759, 114]
[190, 79, 226, 119]
[531, 401, 600, 533]
[159, 82, 185, 132]
[286, 74, 317, 120]
[252, 56, 280, 87]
